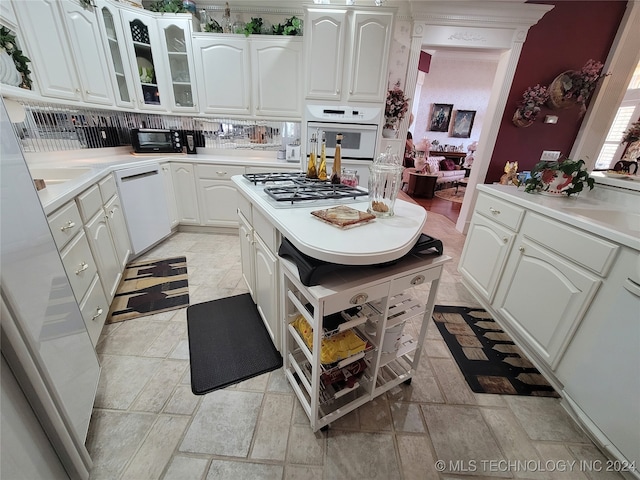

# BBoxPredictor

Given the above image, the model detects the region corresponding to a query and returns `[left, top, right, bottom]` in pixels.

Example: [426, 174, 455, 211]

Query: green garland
[0, 26, 32, 90]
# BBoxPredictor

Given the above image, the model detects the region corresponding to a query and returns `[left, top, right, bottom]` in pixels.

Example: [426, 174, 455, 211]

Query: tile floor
[86, 212, 619, 480]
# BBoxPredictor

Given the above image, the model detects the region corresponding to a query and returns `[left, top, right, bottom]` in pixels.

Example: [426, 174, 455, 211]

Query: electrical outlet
[540, 150, 561, 161]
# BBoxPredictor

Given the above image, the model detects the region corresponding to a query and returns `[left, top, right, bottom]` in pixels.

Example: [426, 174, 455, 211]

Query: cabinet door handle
[216, 171, 227, 176]
[75, 262, 89, 274]
[60, 220, 75, 231]
[519, 246, 525, 253]
[503, 237, 508, 244]
[410, 275, 425, 285]
[91, 307, 103, 321]
[350, 293, 368, 304]
[489, 207, 501, 215]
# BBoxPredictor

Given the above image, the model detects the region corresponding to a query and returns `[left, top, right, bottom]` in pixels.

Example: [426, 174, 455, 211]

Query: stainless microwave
[131, 128, 182, 154]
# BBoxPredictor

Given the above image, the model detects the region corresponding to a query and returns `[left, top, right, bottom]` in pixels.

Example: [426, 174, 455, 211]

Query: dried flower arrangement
[513, 84, 549, 127]
[548, 59, 607, 112]
[621, 120, 640, 144]
[385, 82, 409, 128]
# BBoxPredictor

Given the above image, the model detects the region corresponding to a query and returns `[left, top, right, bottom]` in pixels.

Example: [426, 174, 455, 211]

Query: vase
[382, 127, 397, 139]
[547, 70, 579, 110]
[512, 110, 534, 128]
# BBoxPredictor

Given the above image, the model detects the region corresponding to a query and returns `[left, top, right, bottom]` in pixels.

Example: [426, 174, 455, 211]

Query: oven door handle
[307, 121, 379, 131]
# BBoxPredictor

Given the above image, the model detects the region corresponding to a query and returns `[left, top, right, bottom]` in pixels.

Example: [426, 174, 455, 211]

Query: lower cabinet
[196, 164, 245, 228]
[238, 211, 255, 299]
[85, 208, 121, 300]
[171, 163, 200, 225]
[254, 234, 278, 345]
[160, 162, 179, 228]
[103, 194, 130, 270]
[79, 274, 109, 346]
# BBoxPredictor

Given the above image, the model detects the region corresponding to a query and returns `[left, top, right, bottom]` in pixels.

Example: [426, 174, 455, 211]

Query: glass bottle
[222, 2, 232, 33]
[306, 133, 318, 179]
[330, 132, 342, 184]
[367, 145, 404, 217]
[318, 130, 328, 181]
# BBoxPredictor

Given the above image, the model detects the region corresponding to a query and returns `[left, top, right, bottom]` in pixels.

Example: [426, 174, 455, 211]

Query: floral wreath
[0, 26, 32, 90]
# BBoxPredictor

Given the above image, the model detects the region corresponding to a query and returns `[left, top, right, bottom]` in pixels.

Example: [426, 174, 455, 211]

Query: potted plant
[522, 158, 594, 196]
[383, 82, 409, 138]
[512, 84, 548, 127]
[547, 59, 607, 113]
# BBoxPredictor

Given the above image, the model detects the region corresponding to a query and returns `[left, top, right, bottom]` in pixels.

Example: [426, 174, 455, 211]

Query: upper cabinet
[304, 7, 393, 103]
[192, 35, 251, 116]
[193, 35, 302, 118]
[95, 0, 135, 108]
[11, 0, 114, 105]
[157, 17, 199, 113]
[119, 8, 166, 111]
[250, 37, 302, 118]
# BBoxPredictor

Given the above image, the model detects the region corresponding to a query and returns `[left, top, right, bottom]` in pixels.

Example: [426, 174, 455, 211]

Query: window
[594, 61, 640, 169]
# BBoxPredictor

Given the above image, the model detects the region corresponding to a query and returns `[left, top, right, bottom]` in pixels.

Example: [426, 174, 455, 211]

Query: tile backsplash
[9, 99, 300, 153]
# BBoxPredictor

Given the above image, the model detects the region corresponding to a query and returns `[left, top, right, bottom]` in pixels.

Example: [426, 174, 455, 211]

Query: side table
[408, 172, 438, 198]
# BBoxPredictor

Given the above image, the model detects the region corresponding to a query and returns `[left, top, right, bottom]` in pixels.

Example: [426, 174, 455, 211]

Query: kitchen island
[232, 174, 451, 431]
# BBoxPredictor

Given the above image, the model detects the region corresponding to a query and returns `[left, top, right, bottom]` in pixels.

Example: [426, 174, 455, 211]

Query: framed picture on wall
[451, 110, 476, 138]
[429, 104, 453, 132]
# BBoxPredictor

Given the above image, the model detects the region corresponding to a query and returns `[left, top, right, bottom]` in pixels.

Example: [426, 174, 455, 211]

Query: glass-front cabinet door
[96, 0, 134, 108]
[119, 9, 165, 111]
[157, 18, 198, 112]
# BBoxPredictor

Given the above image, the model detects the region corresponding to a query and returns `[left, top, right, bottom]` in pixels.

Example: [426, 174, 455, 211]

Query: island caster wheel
[403, 378, 412, 386]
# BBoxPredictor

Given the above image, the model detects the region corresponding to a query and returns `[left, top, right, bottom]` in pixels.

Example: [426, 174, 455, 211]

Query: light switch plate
[540, 150, 561, 161]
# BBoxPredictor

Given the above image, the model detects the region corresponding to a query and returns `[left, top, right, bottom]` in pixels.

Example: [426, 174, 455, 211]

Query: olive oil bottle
[306, 133, 318, 179]
[318, 130, 328, 181]
[330, 133, 343, 184]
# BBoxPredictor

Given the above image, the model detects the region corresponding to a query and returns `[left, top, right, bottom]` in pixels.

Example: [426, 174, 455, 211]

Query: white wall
[411, 50, 499, 151]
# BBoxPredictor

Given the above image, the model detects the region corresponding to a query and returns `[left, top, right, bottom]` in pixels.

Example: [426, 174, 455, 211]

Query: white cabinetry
[119, 8, 167, 111]
[196, 164, 245, 228]
[192, 35, 250, 115]
[58, 0, 114, 105]
[304, 7, 393, 103]
[237, 195, 281, 350]
[282, 253, 446, 432]
[11, 0, 113, 104]
[47, 199, 108, 347]
[95, 0, 135, 108]
[170, 163, 200, 225]
[99, 175, 130, 270]
[458, 194, 523, 302]
[193, 35, 302, 118]
[250, 37, 302, 117]
[461, 192, 618, 370]
[160, 162, 179, 228]
[156, 17, 199, 112]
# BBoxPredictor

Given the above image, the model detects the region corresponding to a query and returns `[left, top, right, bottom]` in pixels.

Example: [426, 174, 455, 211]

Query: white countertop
[27, 147, 299, 215]
[478, 184, 640, 251]
[232, 175, 429, 265]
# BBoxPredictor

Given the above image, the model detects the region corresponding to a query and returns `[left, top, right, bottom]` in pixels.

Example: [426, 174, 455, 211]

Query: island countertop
[232, 175, 430, 265]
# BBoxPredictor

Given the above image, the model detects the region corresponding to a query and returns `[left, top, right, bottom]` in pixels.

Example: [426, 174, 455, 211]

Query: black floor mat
[187, 293, 283, 395]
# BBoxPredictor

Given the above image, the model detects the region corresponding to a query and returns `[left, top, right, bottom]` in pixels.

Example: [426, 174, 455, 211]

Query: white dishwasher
[115, 163, 171, 256]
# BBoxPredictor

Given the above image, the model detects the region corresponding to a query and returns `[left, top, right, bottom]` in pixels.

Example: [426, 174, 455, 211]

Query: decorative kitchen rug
[106, 257, 189, 324]
[187, 293, 283, 395]
[434, 187, 465, 203]
[433, 306, 559, 397]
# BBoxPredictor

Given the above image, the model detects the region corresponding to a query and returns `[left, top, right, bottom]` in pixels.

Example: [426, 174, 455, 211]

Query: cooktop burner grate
[243, 172, 309, 184]
[264, 183, 369, 203]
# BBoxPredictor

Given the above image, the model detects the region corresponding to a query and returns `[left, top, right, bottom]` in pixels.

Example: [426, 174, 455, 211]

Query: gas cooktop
[243, 172, 368, 206]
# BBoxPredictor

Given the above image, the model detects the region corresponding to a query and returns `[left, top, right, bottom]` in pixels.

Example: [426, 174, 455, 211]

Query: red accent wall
[486, 0, 627, 183]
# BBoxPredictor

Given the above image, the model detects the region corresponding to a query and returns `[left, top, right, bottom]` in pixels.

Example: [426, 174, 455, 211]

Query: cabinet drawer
[521, 213, 618, 276]
[197, 164, 245, 180]
[61, 230, 98, 302]
[323, 282, 390, 317]
[99, 174, 117, 204]
[389, 267, 442, 297]
[48, 200, 83, 250]
[237, 193, 252, 223]
[475, 193, 524, 231]
[253, 208, 278, 253]
[77, 184, 103, 222]
[80, 274, 108, 347]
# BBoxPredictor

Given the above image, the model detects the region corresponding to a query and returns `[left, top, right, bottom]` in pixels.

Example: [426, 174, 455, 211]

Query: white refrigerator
[0, 98, 100, 478]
